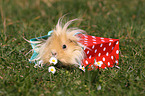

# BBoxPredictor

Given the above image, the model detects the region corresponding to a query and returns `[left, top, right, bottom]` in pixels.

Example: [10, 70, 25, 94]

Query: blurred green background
[0, 0, 145, 95]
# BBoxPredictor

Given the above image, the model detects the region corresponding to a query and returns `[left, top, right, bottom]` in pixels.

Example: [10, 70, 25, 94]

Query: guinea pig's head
[39, 18, 86, 66]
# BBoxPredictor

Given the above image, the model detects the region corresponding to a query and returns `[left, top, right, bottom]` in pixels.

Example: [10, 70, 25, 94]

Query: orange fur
[32, 18, 86, 66]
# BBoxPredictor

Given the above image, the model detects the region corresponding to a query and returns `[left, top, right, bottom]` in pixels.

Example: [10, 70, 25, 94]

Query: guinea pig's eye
[62, 44, 67, 49]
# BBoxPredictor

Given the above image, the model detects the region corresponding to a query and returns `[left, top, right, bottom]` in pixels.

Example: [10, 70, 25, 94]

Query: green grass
[0, 0, 145, 95]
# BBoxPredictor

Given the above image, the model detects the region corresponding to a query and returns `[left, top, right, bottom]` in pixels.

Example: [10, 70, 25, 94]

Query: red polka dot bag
[77, 34, 119, 70]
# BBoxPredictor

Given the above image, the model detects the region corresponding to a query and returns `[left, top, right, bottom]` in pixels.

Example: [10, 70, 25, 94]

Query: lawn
[0, 0, 145, 95]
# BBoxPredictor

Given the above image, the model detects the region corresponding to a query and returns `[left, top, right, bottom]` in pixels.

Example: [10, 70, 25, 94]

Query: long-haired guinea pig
[29, 18, 87, 66]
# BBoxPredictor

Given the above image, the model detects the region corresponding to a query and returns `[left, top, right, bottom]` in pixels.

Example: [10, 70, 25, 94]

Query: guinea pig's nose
[51, 51, 57, 56]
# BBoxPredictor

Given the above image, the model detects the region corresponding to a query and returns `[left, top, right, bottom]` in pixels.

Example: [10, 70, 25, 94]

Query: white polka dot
[87, 51, 89, 54]
[104, 67, 107, 69]
[108, 62, 110, 66]
[95, 49, 97, 53]
[85, 38, 88, 40]
[115, 60, 118, 64]
[106, 52, 109, 56]
[103, 47, 106, 51]
[92, 36, 96, 38]
[83, 34, 85, 36]
[93, 39, 96, 41]
[84, 35, 88, 38]
[89, 55, 92, 59]
[116, 50, 119, 54]
[109, 40, 113, 41]
[100, 44, 103, 47]
[85, 60, 88, 64]
[112, 47, 114, 50]
[116, 41, 119, 44]
[103, 57, 105, 61]
[101, 40, 105, 42]
[100, 38, 104, 39]
[93, 42, 97, 44]
[109, 42, 111, 46]
[84, 40, 88, 42]
[92, 45, 95, 49]
[98, 53, 101, 57]
[111, 56, 114, 60]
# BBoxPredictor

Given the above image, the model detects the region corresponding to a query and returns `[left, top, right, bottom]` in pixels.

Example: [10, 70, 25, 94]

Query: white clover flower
[79, 65, 85, 72]
[49, 57, 58, 65]
[48, 66, 56, 74]
[94, 61, 103, 67]
[97, 85, 101, 90]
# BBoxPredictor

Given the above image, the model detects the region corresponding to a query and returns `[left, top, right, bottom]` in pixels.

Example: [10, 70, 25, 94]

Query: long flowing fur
[29, 18, 86, 66]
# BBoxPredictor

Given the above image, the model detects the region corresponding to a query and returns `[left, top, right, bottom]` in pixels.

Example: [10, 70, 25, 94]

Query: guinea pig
[31, 18, 87, 67]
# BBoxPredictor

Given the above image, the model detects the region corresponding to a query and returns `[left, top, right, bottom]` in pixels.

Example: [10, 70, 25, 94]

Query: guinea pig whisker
[25, 49, 33, 56]
[35, 43, 43, 47]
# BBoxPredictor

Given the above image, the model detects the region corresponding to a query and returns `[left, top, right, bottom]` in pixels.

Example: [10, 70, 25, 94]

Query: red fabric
[78, 34, 119, 70]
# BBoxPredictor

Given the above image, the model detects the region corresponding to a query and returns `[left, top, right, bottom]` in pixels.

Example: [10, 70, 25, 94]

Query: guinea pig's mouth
[55, 60, 76, 69]
[54, 60, 66, 68]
